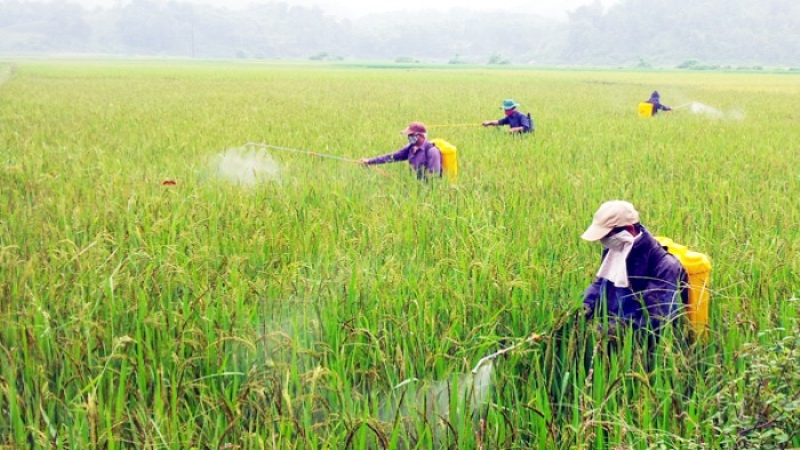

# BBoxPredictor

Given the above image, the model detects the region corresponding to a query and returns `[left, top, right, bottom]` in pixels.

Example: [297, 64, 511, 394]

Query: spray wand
[471, 332, 542, 374]
[427, 123, 483, 128]
[241, 142, 389, 177]
[242, 142, 356, 162]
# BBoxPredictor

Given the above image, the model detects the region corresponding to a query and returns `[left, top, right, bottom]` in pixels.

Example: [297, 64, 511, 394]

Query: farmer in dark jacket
[646, 91, 672, 116]
[581, 200, 688, 338]
[482, 99, 533, 134]
[359, 122, 442, 180]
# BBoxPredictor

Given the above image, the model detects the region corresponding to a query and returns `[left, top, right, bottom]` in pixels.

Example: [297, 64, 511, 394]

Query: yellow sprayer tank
[655, 236, 712, 339]
[431, 138, 458, 181]
[638, 102, 654, 117]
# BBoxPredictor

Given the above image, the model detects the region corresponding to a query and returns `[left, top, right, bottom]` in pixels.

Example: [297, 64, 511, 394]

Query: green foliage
[710, 323, 800, 449]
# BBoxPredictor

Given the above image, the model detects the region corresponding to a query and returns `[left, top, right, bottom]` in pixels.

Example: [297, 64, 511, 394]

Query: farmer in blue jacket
[482, 99, 533, 134]
[359, 121, 442, 180]
[581, 200, 688, 338]
[646, 91, 672, 116]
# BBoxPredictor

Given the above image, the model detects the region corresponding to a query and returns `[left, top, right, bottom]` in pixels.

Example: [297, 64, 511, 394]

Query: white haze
[213, 147, 281, 186]
[61, 0, 620, 21]
[688, 102, 746, 120]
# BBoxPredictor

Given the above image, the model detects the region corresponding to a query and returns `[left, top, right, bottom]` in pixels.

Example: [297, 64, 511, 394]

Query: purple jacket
[583, 227, 688, 333]
[646, 98, 672, 115]
[366, 141, 442, 179]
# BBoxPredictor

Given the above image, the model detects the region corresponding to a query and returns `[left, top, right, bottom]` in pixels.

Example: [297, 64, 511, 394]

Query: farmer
[581, 200, 688, 339]
[482, 99, 533, 134]
[358, 122, 442, 180]
[645, 91, 672, 116]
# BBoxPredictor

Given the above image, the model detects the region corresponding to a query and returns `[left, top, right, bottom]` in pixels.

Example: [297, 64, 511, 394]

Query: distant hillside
[1, 0, 798, 67]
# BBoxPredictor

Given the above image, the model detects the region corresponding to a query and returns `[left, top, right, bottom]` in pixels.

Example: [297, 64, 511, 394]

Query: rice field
[0, 60, 798, 449]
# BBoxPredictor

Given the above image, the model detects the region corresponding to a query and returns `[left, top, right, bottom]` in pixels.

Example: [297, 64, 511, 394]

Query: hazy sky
[75, 0, 619, 21]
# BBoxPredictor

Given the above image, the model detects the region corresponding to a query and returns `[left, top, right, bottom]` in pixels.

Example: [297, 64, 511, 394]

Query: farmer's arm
[482, 119, 500, 126]
[360, 146, 411, 165]
[583, 248, 611, 319]
[582, 278, 603, 319]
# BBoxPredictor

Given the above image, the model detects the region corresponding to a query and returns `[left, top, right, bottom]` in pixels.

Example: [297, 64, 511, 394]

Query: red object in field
[162, 179, 177, 186]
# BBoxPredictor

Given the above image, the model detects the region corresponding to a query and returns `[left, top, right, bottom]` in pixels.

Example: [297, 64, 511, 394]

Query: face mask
[407, 134, 418, 145]
[600, 230, 635, 252]
[504, 110, 514, 117]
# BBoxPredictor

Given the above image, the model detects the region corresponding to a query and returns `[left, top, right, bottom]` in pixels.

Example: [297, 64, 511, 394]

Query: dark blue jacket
[498, 110, 533, 132]
[583, 227, 688, 334]
[646, 98, 672, 116]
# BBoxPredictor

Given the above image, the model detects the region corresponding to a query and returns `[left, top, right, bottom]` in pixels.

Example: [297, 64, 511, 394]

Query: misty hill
[0, 0, 798, 67]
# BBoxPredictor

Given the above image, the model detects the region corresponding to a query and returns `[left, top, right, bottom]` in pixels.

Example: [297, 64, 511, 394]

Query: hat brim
[400, 128, 415, 135]
[581, 224, 612, 242]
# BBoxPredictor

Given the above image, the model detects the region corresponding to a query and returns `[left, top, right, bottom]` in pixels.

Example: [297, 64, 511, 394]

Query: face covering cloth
[596, 230, 636, 288]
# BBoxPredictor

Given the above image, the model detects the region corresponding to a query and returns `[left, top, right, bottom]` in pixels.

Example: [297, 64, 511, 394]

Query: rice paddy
[0, 60, 798, 449]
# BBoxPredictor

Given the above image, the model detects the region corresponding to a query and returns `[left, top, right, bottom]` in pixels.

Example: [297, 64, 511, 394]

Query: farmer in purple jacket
[646, 91, 672, 116]
[482, 99, 533, 134]
[359, 122, 442, 180]
[581, 200, 688, 338]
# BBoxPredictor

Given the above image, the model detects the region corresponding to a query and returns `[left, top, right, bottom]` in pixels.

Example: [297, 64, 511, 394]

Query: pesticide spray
[212, 147, 281, 186]
[385, 333, 541, 449]
[674, 102, 745, 120]
[210, 142, 387, 186]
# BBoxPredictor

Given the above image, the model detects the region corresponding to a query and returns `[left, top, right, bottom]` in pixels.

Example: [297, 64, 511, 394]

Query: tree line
[1, 0, 798, 67]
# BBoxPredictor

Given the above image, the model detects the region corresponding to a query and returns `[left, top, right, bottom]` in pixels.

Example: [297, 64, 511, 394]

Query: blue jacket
[646, 98, 672, 115]
[583, 227, 688, 334]
[498, 110, 533, 132]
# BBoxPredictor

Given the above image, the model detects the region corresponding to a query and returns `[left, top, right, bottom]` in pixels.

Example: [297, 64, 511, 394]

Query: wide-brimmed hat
[501, 99, 519, 110]
[581, 200, 640, 241]
[400, 121, 427, 135]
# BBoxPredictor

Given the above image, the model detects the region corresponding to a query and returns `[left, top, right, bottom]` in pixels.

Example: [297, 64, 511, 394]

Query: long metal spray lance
[427, 123, 484, 128]
[242, 142, 390, 177]
[392, 332, 543, 390]
[672, 102, 693, 110]
[242, 142, 356, 162]
[471, 332, 542, 374]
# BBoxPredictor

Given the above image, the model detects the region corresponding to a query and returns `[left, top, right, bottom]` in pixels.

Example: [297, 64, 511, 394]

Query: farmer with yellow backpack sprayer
[580, 200, 712, 343]
[639, 90, 673, 117]
[358, 121, 458, 181]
